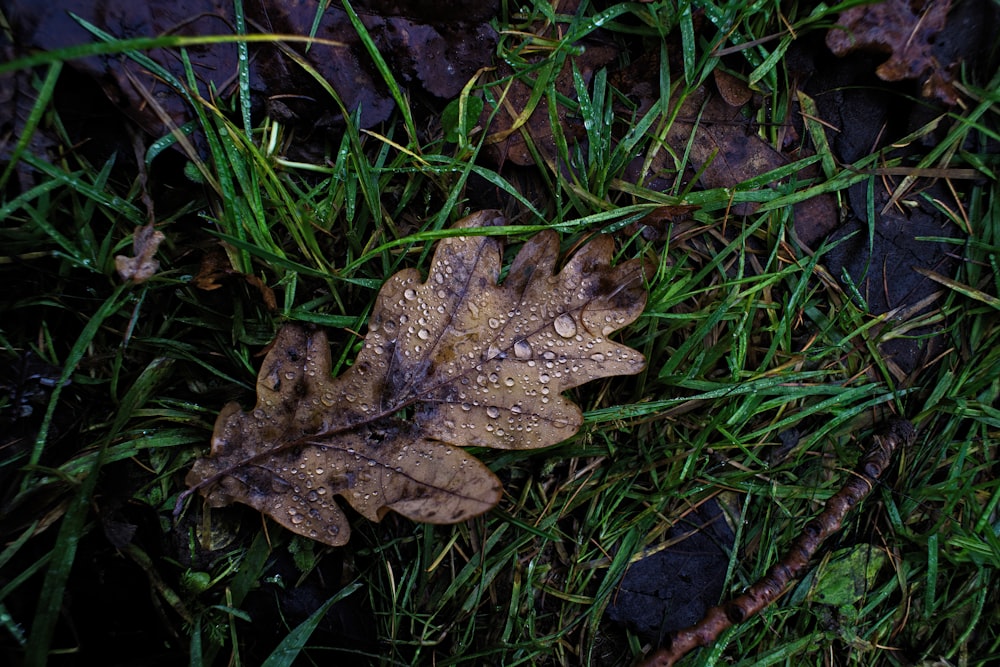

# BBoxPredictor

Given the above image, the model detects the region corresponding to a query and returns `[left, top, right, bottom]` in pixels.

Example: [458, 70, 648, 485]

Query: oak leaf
[184, 211, 649, 546]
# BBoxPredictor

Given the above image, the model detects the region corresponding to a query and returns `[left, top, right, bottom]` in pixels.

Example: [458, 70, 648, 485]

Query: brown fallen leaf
[484, 41, 618, 167]
[712, 68, 753, 108]
[194, 245, 277, 311]
[183, 211, 650, 546]
[115, 223, 165, 283]
[4, 0, 499, 166]
[825, 0, 957, 105]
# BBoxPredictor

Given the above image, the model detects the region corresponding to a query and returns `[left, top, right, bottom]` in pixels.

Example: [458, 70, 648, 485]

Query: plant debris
[826, 0, 958, 104]
[637, 420, 916, 667]
[194, 245, 278, 311]
[182, 211, 650, 546]
[115, 223, 165, 283]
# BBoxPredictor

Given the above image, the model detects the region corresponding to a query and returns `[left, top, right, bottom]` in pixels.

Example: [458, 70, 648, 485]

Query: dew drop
[290, 513, 305, 525]
[486, 406, 500, 418]
[488, 317, 500, 329]
[513, 339, 532, 360]
[504, 377, 515, 387]
[404, 288, 417, 300]
[554, 314, 577, 338]
[417, 328, 430, 340]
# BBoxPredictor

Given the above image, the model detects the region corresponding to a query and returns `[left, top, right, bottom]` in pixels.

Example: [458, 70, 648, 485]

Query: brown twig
[637, 419, 916, 667]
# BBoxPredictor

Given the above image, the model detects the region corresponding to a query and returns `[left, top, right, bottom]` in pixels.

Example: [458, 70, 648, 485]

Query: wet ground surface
[2, 0, 998, 663]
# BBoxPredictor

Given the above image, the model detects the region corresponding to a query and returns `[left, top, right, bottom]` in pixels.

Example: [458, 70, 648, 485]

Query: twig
[637, 419, 916, 667]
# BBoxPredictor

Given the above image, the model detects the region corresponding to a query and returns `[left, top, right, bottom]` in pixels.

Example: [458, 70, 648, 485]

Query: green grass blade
[0, 62, 62, 192]
[24, 284, 130, 479]
[23, 351, 172, 665]
[340, 0, 418, 148]
[259, 582, 363, 667]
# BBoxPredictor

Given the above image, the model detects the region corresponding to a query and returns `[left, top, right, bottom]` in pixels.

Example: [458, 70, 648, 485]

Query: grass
[1, 0, 999, 665]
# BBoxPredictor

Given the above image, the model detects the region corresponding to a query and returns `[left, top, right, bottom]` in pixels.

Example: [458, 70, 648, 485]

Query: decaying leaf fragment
[184, 211, 650, 546]
[115, 223, 165, 283]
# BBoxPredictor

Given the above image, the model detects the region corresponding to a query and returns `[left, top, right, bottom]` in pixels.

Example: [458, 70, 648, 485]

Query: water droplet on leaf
[554, 314, 577, 338]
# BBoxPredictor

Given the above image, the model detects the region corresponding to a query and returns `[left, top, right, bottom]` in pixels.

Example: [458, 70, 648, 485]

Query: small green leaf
[181, 571, 212, 595]
[796, 545, 889, 609]
[183, 161, 205, 184]
[442, 95, 484, 144]
[288, 535, 318, 574]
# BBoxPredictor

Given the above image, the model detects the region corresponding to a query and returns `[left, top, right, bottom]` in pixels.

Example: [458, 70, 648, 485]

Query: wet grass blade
[259, 584, 363, 667]
[340, 0, 418, 148]
[23, 353, 174, 666]
[23, 285, 130, 477]
[0, 62, 61, 192]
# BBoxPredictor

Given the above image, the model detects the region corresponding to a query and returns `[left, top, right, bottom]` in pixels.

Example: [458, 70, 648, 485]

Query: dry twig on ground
[638, 419, 916, 667]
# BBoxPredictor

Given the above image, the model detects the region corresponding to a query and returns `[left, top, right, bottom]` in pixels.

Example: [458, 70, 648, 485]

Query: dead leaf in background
[2, 0, 500, 160]
[712, 69, 752, 108]
[651, 83, 838, 241]
[664, 87, 807, 218]
[115, 223, 164, 283]
[194, 246, 277, 311]
[184, 211, 650, 546]
[192, 246, 234, 291]
[479, 0, 617, 166]
[826, 0, 957, 104]
[484, 41, 618, 167]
